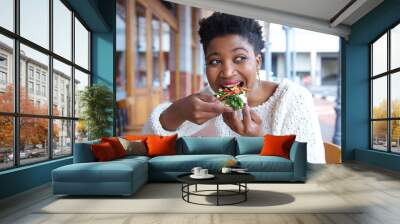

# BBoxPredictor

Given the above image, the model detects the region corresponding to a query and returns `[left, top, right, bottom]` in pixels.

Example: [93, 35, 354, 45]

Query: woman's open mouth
[220, 80, 244, 89]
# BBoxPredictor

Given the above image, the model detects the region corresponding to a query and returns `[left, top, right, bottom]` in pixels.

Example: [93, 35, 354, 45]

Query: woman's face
[205, 34, 261, 93]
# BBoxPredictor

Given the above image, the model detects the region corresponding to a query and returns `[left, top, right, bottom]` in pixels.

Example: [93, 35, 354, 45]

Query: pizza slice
[215, 82, 248, 111]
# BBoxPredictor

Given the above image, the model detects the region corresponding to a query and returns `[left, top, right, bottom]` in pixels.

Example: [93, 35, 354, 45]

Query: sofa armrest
[289, 141, 307, 181]
[73, 140, 100, 163]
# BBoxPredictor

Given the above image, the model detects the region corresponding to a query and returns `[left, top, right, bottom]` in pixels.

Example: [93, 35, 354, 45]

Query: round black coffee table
[177, 173, 255, 206]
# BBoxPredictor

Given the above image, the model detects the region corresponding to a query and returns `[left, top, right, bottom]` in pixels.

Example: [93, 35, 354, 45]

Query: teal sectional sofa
[52, 137, 307, 196]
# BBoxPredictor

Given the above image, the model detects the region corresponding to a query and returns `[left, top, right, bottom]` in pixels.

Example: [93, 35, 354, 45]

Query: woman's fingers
[222, 107, 262, 136]
[204, 101, 233, 113]
[222, 111, 244, 133]
[195, 94, 234, 113]
[193, 111, 221, 124]
[222, 112, 236, 131]
[197, 93, 218, 102]
[242, 105, 251, 127]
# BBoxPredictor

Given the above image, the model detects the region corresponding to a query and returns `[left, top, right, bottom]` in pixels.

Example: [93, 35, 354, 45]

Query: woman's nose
[220, 61, 236, 78]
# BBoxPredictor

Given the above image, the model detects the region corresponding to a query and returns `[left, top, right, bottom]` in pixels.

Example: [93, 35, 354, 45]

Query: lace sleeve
[279, 87, 326, 164]
[141, 102, 207, 136]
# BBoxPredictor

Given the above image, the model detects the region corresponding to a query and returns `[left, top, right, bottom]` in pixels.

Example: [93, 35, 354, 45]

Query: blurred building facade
[116, 0, 206, 133]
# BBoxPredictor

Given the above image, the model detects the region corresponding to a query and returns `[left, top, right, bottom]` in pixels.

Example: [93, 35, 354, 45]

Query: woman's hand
[222, 105, 263, 136]
[160, 93, 234, 131]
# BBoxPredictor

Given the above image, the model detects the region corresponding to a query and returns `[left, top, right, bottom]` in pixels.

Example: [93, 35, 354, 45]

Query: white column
[178, 5, 192, 73]
[263, 22, 271, 81]
[310, 50, 321, 86]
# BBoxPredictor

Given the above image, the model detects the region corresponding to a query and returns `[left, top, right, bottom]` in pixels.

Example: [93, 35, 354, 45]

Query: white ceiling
[165, 0, 384, 38]
[226, 0, 352, 22]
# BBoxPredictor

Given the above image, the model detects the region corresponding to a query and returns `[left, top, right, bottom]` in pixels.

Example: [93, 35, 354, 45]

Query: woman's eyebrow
[206, 47, 248, 59]
[206, 52, 219, 59]
[232, 47, 248, 53]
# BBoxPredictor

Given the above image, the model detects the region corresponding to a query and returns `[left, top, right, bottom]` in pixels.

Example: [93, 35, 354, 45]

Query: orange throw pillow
[91, 142, 117, 161]
[124, 135, 148, 142]
[101, 137, 127, 158]
[260, 134, 296, 159]
[146, 134, 178, 157]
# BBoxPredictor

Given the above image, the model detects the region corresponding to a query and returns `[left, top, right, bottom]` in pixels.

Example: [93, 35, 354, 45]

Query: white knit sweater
[142, 79, 326, 164]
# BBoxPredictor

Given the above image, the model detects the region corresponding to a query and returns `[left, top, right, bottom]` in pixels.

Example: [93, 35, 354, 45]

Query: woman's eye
[234, 56, 248, 63]
[208, 59, 221, 65]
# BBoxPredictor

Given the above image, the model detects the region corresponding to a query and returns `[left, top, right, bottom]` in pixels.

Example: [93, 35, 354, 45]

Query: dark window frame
[0, 0, 92, 171]
[370, 20, 400, 154]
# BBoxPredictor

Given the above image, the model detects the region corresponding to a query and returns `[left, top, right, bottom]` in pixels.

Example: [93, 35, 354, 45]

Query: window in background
[391, 120, 400, 153]
[20, 44, 49, 115]
[28, 67, 34, 79]
[0, 35, 14, 112]
[0, 116, 13, 169]
[0, 0, 14, 32]
[391, 72, 400, 118]
[370, 22, 400, 154]
[372, 77, 387, 119]
[152, 16, 161, 88]
[161, 22, 171, 99]
[74, 17, 89, 70]
[53, 119, 72, 158]
[135, 4, 147, 88]
[372, 121, 388, 151]
[391, 24, 400, 70]
[28, 81, 33, 94]
[20, 0, 49, 49]
[74, 69, 89, 143]
[0, 0, 91, 170]
[74, 69, 89, 118]
[53, 0, 72, 60]
[53, 59, 72, 117]
[372, 34, 387, 77]
[19, 117, 49, 165]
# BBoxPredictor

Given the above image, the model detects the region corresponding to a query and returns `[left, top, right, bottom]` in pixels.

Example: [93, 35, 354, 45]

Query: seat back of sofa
[73, 139, 100, 163]
[235, 136, 264, 155]
[176, 137, 236, 155]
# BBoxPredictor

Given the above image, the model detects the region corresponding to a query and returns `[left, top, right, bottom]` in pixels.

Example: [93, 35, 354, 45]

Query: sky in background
[0, 0, 89, 75]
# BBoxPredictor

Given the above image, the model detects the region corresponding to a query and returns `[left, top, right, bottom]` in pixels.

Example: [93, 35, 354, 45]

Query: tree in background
[0, 85, 59, 152]
[372, 100, 387, 140]
[76, 119, 87, 142]
[0, 85, 13, 150]
[372, 99, 400, 144]
[79, 84, 113, 140]
[391, 99, 400, 143]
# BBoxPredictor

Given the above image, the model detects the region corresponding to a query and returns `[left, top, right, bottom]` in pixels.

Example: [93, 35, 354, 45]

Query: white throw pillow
[118, 137, 147, 156]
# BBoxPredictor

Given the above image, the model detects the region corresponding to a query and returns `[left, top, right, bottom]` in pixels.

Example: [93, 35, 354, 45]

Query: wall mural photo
[115, 0, 342, 164]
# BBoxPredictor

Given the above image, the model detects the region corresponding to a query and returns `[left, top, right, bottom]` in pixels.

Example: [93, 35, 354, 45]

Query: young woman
[142, 12, 325, 163]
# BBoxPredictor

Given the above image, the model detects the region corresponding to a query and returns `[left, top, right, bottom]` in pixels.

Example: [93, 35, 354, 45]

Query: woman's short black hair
[198, 12, 265, 55]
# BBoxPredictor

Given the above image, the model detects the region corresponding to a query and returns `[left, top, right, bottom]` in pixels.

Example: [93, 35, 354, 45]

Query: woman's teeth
[221, 81, 243, 88]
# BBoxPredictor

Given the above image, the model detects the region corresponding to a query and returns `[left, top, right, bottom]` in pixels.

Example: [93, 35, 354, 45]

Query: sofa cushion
[178, 137, 236, 155]
[148, 154, 235, 172]
[236, 155, 293, 172]
[115, 155, 150, 163]
[236, 137, 263, 155]
[52, 158, 147, 183]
